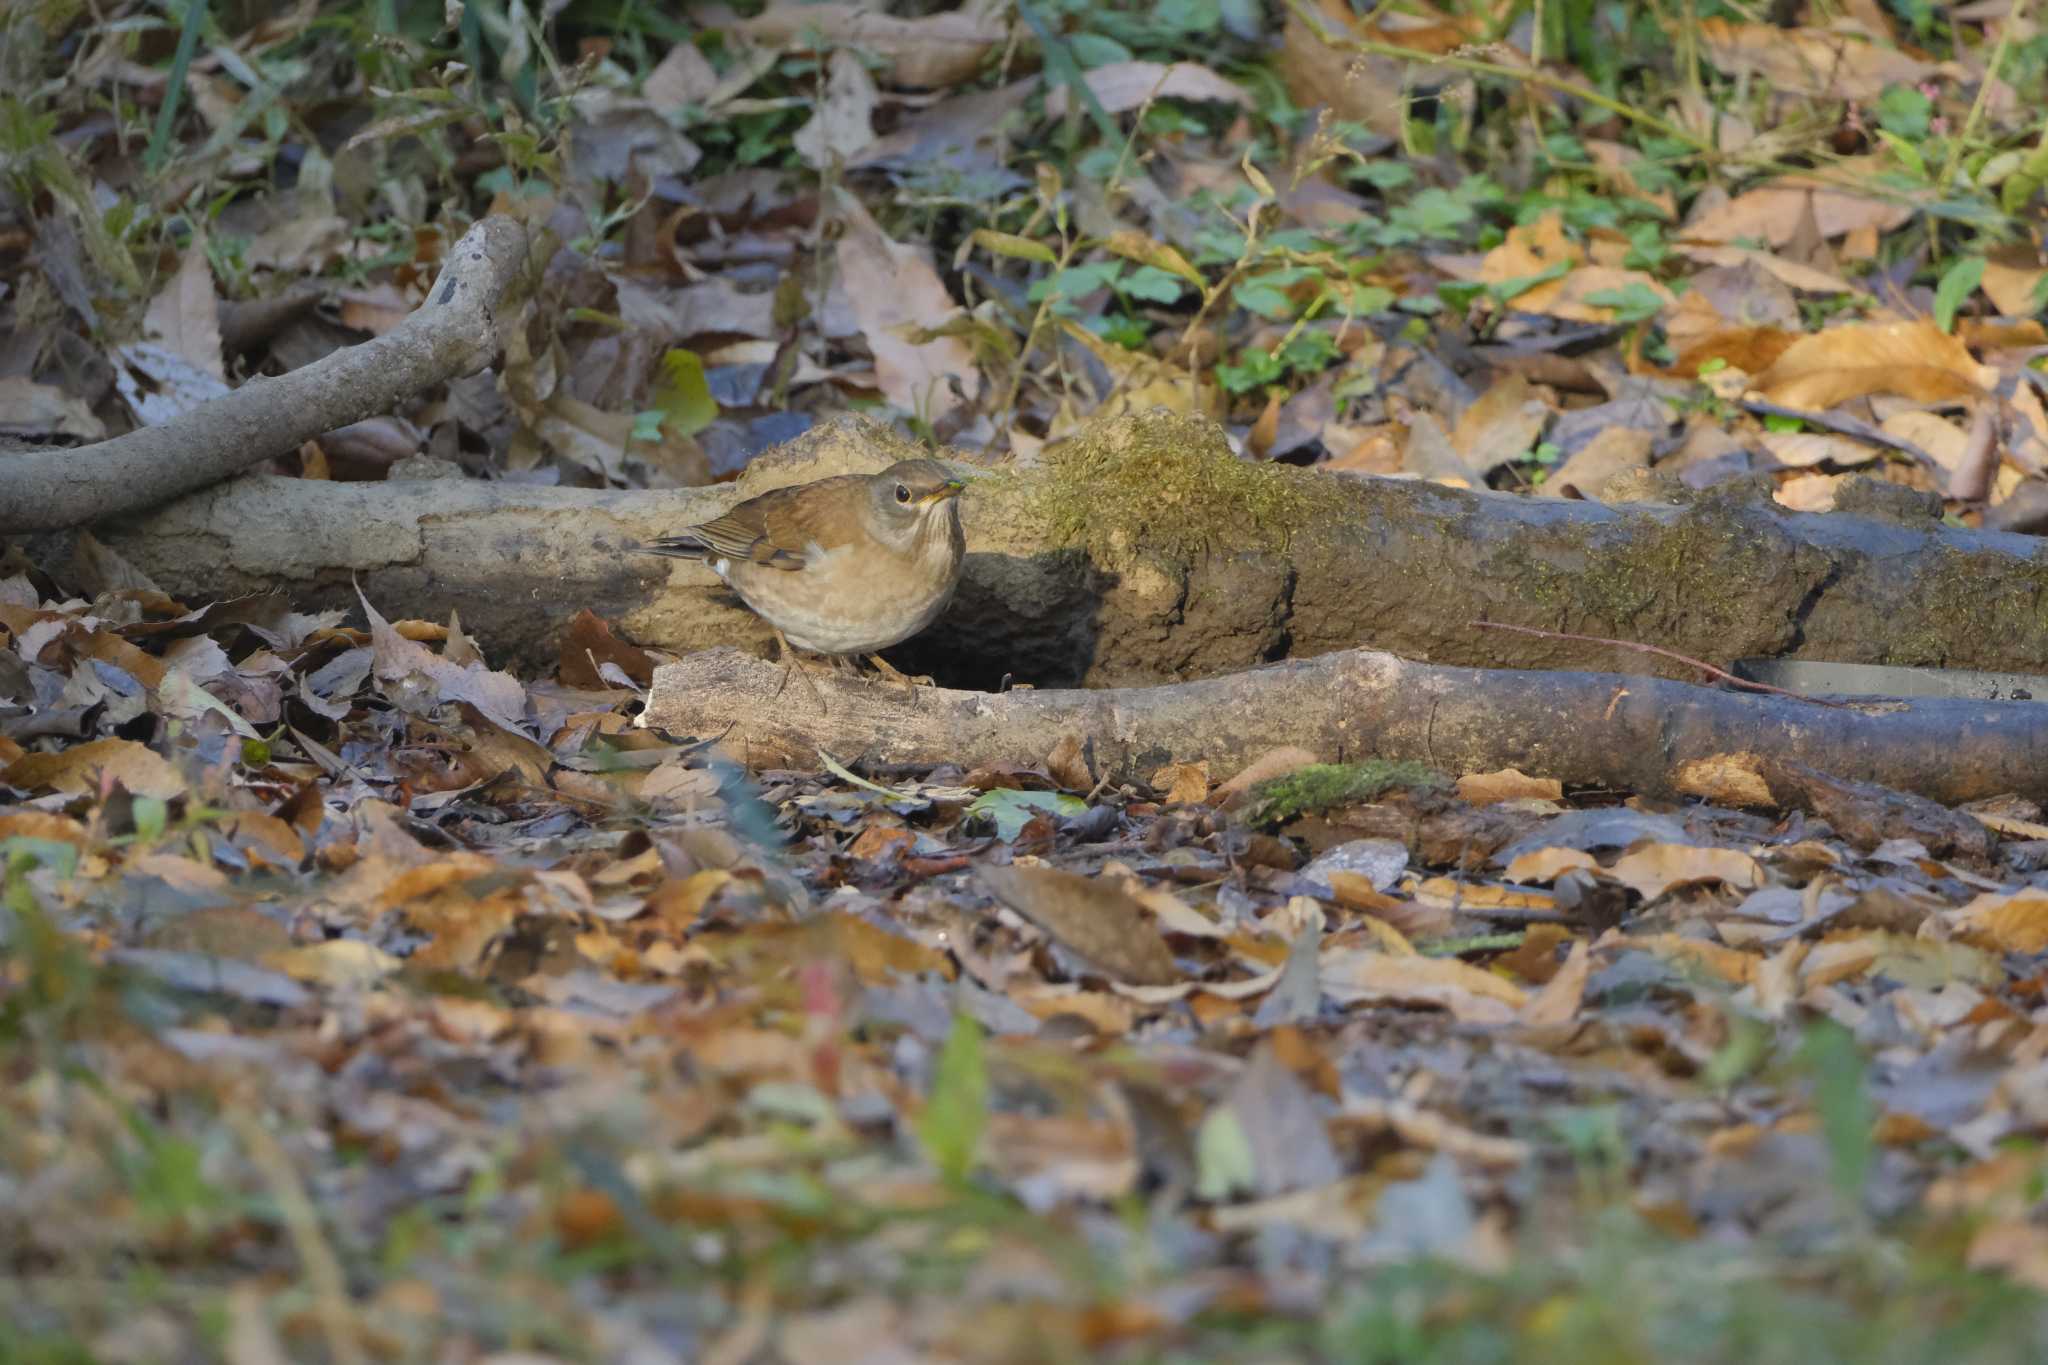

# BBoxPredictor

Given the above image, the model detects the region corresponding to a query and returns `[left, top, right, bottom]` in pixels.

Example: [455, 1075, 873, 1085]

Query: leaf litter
[12, 0, 2048, 1357]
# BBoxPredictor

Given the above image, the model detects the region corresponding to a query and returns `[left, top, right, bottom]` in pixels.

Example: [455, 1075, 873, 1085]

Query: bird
[640, 458, 967, 700]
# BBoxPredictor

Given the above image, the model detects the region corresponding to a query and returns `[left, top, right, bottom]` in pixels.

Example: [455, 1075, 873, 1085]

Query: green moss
[1027, 409, 1316, 566]
[1245, 760, 1448, 826]
[1890, 544, 2048, 667]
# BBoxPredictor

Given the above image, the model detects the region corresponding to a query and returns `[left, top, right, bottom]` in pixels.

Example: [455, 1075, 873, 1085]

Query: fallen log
[92, 409, 2048, 688]
[638, 645, 2048, 807]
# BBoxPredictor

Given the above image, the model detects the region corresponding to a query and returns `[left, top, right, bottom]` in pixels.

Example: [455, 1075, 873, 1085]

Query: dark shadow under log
[640, 645, 2048, 806]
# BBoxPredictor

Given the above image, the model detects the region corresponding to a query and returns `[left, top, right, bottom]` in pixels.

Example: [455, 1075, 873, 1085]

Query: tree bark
[85, 410, 2048, 689]
[0, 215, 530, 533]
[638, 646, 2048, 806]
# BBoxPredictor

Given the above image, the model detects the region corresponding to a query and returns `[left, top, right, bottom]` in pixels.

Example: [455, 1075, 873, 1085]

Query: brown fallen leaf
[558, 608, 656, 689]
[1752, 318, 1997, 409]
[1457, 767, 1564, 805]
[1043, 60, 1251, 118]
[1607, 843, 1762, 900]
[736, 2, 1006, 89]
[1045, 734, 1093, 792]
[2, 736, 186, 800]
[834, 189, 979, 425]
[1150, 760, 1210, 805]
[1948, 890, 2048, 956]
[1520, 939, 1591, 1028]
[1318, 946, 1527, 1023]
[1694, 17, 1940, 100]
[977, 861, 1181, 986]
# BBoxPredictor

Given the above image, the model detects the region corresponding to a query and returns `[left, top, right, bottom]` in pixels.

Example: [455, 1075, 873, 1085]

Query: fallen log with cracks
[639, 645, 2048, 807]
[85, 410, 2048, 689]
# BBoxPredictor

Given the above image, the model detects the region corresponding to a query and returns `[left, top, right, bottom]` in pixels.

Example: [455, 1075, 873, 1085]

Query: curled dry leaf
[2, 736, 186, 800]
[1043, 60, 1252, 118]
[1683, 172, 1916, 250]
[1694, 17, 1942, 100]
[1318, 947, 1527, 1024]
[1948, 890, 2048, 955]
[1752, 319, 1997, 410]
[1150, 760, 1210, 805]
[834, 190, 979, 425]
[976, 861, 1181, 986]
[1607, 843, 1763, 900]
[736, 2, 1006, 89]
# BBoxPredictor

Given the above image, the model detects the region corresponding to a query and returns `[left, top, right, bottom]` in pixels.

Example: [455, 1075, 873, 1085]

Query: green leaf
[1486, 259, 1572, 305]
[1875, 83, 1933, 140]
[1066, 31, 1133, 67]
[131, 796, 168, 844]
[967, 789, 1087, 840]
[647, 350, 719, 439]
[1583, 281, 1667, 325]
[1232, 279, 1295, 319]
[1799, 1020, 1874, 1209]
[1934, 255, 1985, 334]
[1194, 1105, 1255, 1200]
[2, 837, 78, 880]
[1390, 186, 1476, 240]
[1121, 265, 1188, 303]
[916, 1013, 988, 1185]
[1028, 261, 1123, 305]
[1874, 129, 1927, 182]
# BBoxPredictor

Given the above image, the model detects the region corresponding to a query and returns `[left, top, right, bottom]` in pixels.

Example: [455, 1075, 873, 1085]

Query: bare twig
[1738, 397, 1944, 477]
[0, 214, 530, 533]
[1470, 620, 1847, 706]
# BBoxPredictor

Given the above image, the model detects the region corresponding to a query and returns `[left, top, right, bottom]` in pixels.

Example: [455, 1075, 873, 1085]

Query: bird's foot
[770, 629, 830, 714]
[866, 654, 935, 695]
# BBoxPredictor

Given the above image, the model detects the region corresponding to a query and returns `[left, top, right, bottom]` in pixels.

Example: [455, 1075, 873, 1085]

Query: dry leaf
[793, 48, 878, 168]
[1695, 18, 1940, 100]
[1753, 319, 1997, 410]
[2, 736, 185, 799]
[1318, 947, 1527, 1023]
[1150, 760, 1210, 805]
[1949, 890, 2048, 955]
[1044, 60, 1251, 118]
[978, 862, 1181, 986]
[1503, 847, 1601, 883]
[1045, 734, 1093, 792]
[1607, 843, 1762, 899]
[834, 190, 979, 424]
[1520, 939, 1590, 1028]
[736, 2, 1005, 88]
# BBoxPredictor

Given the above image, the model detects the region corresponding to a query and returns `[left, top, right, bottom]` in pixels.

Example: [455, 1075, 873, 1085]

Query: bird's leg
[866, 653, 936, 694]
[770, 627, 829, 714]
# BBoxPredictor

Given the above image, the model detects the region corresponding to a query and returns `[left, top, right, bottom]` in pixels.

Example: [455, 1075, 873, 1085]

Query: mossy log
[639, 646, 2048, 807]
[87, 410, 2048, 687]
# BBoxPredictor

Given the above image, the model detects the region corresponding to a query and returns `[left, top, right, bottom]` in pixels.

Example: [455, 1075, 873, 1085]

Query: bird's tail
[638, 534, 712, 561]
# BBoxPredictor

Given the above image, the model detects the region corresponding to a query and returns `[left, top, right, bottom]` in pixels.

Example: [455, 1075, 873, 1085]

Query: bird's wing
[641, 474, 866, 570]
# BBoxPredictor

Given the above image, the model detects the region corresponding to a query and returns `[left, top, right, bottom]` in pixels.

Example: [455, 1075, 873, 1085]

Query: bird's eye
[894, 483, 911, 504]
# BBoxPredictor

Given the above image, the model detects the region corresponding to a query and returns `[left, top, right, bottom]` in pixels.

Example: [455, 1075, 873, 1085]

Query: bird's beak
[918, 480, 966, 507]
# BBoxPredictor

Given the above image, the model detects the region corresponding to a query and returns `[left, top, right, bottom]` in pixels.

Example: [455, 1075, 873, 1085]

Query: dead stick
[1471, 620, 1847, 707]
[0, 215, 531, 533]
[1738, 397, 1941, 475]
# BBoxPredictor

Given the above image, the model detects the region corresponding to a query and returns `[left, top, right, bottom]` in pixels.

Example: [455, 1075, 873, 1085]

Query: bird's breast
[724, 535, 961, 655]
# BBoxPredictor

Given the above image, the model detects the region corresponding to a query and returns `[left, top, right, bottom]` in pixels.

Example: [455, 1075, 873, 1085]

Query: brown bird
[641, 458, 967, 693]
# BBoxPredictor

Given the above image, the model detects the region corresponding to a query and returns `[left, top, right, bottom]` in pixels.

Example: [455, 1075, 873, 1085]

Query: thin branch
[1470, 620, 1848, 706]
[0, 214, 531, 533]
[1738, 397, 1944, 478]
